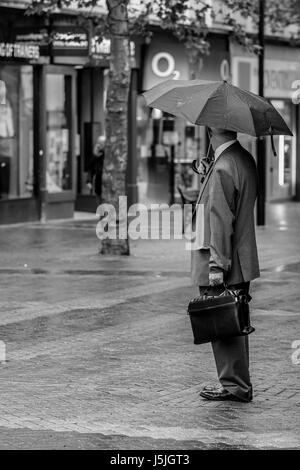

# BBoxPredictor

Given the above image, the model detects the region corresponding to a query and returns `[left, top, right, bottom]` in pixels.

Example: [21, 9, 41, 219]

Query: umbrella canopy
[143, 79, 293, 137]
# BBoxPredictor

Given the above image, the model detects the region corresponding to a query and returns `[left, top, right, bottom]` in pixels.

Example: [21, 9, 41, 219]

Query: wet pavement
[0, 202, 299, 449]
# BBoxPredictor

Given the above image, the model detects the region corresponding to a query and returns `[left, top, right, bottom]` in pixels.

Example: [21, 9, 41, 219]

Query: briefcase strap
[201, 285, 252, 302]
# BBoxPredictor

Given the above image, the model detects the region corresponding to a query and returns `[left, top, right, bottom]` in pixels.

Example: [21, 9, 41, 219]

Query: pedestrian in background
[86, 136, 106, 207]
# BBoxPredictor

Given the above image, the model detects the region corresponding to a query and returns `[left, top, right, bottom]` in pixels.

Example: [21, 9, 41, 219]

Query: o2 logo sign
[291, 80, 300, 104]
[151, 52, 180, 79]
[220, 59, 230, 81]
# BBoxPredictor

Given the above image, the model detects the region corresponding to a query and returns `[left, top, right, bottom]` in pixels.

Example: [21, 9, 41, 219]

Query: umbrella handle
[192, 128, 213, 174]
[270, 133, 277, 157]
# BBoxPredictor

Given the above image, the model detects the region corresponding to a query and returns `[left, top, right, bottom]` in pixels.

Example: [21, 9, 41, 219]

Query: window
[0, 65, 33, 199]
[136, 95, 202, 204]
[271, 100, 294, 189]
[46, 73, 72, 193]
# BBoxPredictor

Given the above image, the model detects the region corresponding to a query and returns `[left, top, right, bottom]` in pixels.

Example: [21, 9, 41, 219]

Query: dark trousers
[199, 282, 252, 402]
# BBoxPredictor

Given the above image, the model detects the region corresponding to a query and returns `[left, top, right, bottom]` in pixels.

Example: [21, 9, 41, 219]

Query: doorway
[40, 65, 76, 220]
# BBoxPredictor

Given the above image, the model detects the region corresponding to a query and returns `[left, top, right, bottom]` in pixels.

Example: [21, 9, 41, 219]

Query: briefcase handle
[201, 285, 252, 302]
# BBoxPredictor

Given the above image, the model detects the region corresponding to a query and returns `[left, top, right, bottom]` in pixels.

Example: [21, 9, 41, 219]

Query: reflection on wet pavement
[0, 202, 299, 449]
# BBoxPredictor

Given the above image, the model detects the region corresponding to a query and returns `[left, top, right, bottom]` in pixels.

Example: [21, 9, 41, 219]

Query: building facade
[231, 41, 300, 202]
[0, 3, 135, 222]
[137, 31, 230, 205]
[0, 2, 300, 225]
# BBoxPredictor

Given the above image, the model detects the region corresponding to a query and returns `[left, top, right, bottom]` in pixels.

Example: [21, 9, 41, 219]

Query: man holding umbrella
[143, 79, 292, 403]
[191, 127, 259, 402]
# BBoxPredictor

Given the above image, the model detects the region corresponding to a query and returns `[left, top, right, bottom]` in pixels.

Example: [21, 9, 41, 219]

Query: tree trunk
[101, 0, 130, 255]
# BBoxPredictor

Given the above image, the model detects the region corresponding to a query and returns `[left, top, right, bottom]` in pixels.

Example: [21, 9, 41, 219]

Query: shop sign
[263, 60, 300, 97]
[151, 52, 178, 78]
[143, 36, 189, 90]
[220, 59, 230, 81]
[15, 31, 49, 56]
[90, 37, 135, 59]
[233, 56, 300, 98]
[16, 32, 49, 47]
[143, 34, 229, 90]
[13, 29, 138, 61]
[15, 29, 89, 57]
[52, 32, 88, 50]
[0, 42, 40, 60]
[50, 31, 89, 57]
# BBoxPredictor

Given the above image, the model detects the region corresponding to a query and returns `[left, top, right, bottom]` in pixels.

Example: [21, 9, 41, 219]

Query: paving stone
[0, 202, 299, 449]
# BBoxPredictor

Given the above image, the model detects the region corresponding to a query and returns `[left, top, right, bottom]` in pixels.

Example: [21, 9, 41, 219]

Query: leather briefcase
[187, 289, 255, 345]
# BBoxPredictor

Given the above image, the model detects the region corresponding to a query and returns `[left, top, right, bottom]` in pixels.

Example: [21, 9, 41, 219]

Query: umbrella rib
[233, 91, 261, 136]
[234, 87, 292, 135]
[246, 105, 261, 136]
[194, 84, 224, 125]
[177, 85, 221, 124]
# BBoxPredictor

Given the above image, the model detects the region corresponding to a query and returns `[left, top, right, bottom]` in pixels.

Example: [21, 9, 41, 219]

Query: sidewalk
[0, 202, 299, 449]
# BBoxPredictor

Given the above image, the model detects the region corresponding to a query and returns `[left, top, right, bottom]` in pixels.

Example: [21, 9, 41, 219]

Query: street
[0, 202, 299, 450]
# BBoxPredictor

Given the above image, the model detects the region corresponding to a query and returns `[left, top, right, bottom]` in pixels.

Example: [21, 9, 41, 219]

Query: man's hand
[209, 271, 224, 286]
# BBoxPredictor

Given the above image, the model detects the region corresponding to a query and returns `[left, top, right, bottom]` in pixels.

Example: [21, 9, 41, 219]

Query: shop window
[46, 73, 72, 193]
[136, 95, 203, 205]
[0, 65, 33, 200]
[237, 62, 251, 91]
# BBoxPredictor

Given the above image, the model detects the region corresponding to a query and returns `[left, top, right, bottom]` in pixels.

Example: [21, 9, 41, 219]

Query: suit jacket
[191, 141, 260, 286]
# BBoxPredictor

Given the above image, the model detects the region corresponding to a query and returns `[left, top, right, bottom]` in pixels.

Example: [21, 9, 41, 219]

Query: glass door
[44, 66, 75, 199]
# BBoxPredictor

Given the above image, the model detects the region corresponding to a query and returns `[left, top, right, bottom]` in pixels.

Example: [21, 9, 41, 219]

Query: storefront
[231, 42, 300, 202]
[0, 8, 77, 222]
[0, 62, 35, 208]
[0, 6, 120, 223]
[0, 13, 40, 223]
[138, 33, 230, 205]
[37, 64, 77, 220]
[0, 8, 236, 220]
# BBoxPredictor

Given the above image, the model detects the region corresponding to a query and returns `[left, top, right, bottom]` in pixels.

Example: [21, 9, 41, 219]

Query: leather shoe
[200, 385, 250, 402]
